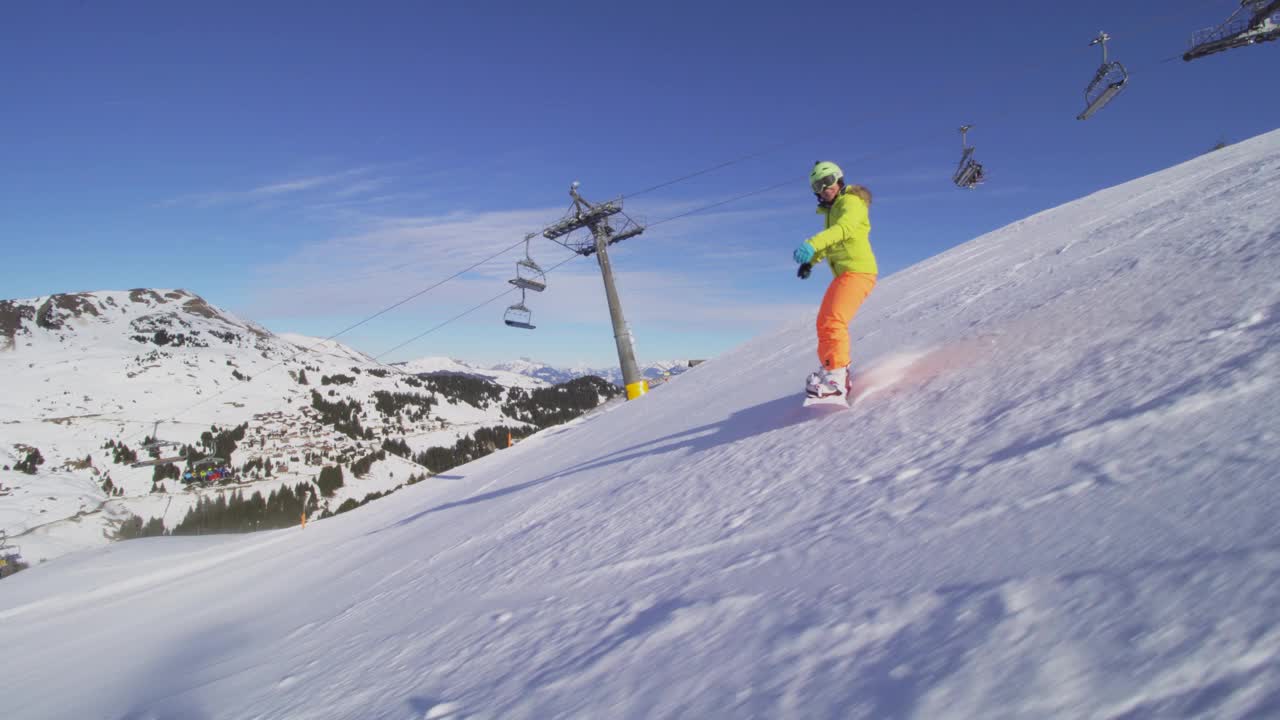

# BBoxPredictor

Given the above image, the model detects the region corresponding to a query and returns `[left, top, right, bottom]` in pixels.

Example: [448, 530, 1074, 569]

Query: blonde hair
[845, 184, 872, 207]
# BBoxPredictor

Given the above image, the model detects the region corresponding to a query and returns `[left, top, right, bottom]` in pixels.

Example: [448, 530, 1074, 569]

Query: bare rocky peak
[0, 300, 35, 350]
[35, 292, 102, 330]
[0, 289, 274, 351]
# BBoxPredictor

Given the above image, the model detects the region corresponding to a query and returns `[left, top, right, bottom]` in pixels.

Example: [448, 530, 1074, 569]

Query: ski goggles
[811, 173, 840, 193]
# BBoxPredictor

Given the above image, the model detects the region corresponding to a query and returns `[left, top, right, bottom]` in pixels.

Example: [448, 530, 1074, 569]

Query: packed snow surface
[2, 129, 1279, 718]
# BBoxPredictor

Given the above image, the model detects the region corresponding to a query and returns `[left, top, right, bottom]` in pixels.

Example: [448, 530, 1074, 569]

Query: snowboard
[802, 391, 850, 408]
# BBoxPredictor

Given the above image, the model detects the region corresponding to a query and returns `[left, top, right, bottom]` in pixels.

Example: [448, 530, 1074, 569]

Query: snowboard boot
[805, 365, 850, 398]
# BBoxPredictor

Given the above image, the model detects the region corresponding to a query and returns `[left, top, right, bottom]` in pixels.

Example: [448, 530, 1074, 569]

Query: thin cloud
[331, 177, 394, 199]
[251, 172, 356, 196]
[158, 167, 381, 208]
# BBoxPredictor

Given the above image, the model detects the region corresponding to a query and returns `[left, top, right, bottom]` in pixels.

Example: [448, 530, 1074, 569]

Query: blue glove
[793, 242, 815, 264]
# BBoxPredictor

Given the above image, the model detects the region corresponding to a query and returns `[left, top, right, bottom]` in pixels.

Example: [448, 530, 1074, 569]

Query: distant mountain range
[486, 358, 695, 386]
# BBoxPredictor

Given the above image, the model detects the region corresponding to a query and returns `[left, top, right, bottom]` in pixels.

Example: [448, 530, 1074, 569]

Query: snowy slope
[2, 129, 1280, 719]
[277, 332, 377, 365]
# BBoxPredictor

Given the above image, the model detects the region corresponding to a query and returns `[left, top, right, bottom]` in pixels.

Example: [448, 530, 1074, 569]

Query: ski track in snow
[1, 130, 1280, 719]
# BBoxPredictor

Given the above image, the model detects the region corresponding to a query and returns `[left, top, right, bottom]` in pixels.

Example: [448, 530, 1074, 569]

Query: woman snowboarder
[792, 160, 878, 399]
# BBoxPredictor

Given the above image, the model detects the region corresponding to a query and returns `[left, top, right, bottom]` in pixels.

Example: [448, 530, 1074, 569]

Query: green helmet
[809, 161, 843, 193]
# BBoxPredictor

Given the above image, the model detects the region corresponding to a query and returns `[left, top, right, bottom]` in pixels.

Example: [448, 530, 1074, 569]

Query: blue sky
[2, 1, 1277, 368]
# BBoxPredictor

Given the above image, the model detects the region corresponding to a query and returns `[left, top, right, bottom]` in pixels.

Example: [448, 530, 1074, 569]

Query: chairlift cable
[648, 137, 924, 229]
[376, 253, 583, 359]
[288, 236, 532, 353]
[621, 138, 800, 199]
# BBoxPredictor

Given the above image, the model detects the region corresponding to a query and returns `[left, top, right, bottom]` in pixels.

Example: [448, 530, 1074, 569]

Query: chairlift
[508, 233, 547, 292]
[139, 420, 181, 452]
[503, 288, 536, 330]
[1184, 1, 1280, 61]
[193, 456, 225, 469]
[952, 125, 986, 189]
[1077, 32, 1129, 121]
[131, 420, 186, 467]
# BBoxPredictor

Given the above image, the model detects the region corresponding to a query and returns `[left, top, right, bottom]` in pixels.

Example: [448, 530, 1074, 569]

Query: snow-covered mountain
[3, 128, 1280, 718]
[394, 355, 550, 389]
[489, 357, 695, 385]
[277, 332, 376, 365]
[0, 290, 617, 565]
[487, 358, 582, 385]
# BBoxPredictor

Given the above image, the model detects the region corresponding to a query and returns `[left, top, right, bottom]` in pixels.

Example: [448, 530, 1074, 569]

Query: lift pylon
[539, 182, 648, 400]
[139, 420, 181, 452]
[131, 420, 185, 467]
[1184, 1, 1280, 61]
[0, 530, 25, 578]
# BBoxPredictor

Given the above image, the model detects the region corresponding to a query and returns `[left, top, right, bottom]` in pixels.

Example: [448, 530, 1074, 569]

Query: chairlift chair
[508, 234, 547, 292]
[1077, 32, 1129, 121]
[503, 288, 536, 330]
[953, 125, 986, 189]
[509, 259, 547, 292]
[1184, 1, 1280, 61]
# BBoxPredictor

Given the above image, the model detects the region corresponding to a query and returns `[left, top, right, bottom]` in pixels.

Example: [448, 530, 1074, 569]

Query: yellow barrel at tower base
[625, 380, 649, 400]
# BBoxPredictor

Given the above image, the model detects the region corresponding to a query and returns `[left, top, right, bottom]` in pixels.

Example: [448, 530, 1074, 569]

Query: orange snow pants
[817, 272, 877, 370]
